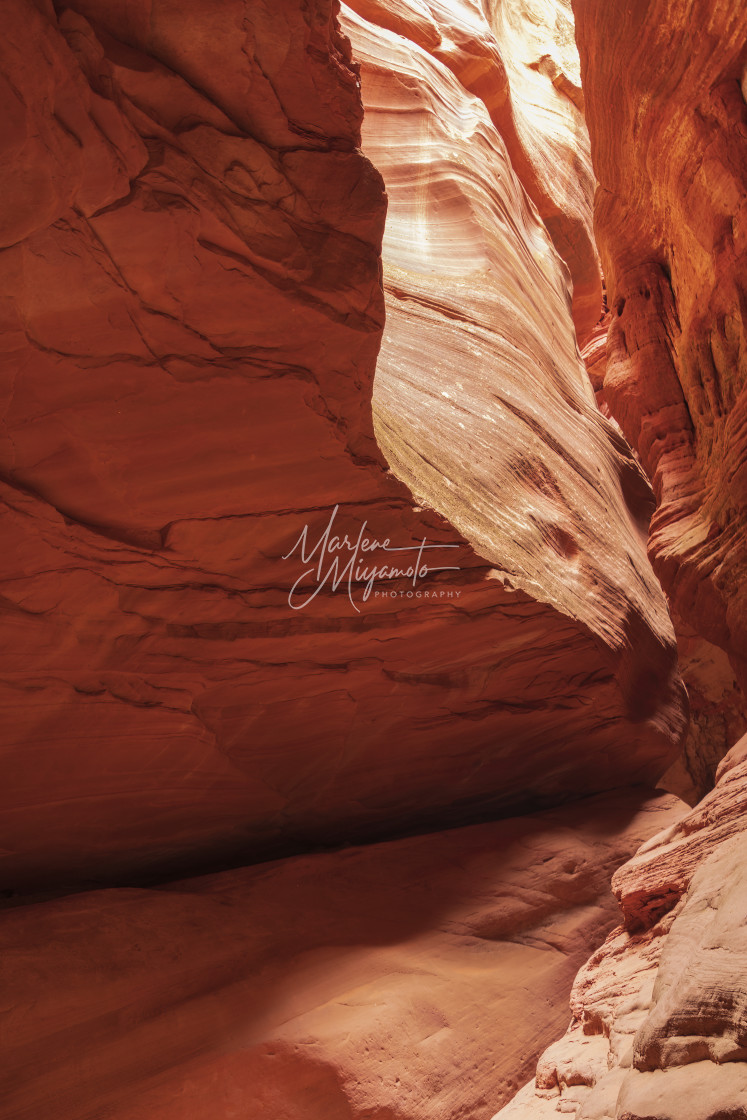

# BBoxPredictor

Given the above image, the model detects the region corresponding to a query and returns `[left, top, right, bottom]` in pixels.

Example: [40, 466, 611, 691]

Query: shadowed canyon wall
[574, 0, 747, 695]
[0, 0, 685, 893]
[578, 0, 747, 797]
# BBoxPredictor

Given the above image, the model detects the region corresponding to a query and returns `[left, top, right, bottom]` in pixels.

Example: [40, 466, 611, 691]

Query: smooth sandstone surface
[0, 0, 685, 890]
[573, 0, 747, 690]
[346, 0, 601, 340]
[344, 2, 636, 639]
[0, 790, 682, 1120]
[493, 734, 747, 1120]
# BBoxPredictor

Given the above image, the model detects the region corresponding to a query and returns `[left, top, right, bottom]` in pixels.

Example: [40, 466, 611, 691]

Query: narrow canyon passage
[1, 2, 746, 1120]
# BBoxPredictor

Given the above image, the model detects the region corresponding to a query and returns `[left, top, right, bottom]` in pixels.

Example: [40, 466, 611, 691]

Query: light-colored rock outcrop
[0, 0, 685, 890]
[573, 0, 747, 692]
[344, 2, 635, 642]
[346, 0, 601, 340]
[0, 789, 682, 1120]
[493, 734, 747, 1120]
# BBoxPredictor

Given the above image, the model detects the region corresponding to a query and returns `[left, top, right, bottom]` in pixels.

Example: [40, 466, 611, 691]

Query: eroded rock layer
[494, 734, 747, 1120]
[343, 3, 635, 641]
[346, 0, 601, 340]
[581, 328, 747, 802]
[0, 0, 686, 889]
[0, 790, 682, 1120]
[573, 0, 747, 689]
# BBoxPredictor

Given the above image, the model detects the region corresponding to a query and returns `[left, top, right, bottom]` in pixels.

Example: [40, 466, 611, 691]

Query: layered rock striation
[489, 5, 747, 1114]
[345, 0, 602, 342]
[0, 0, 685, 891]
[573, 0, 747, 692]
[494, 733, 747, 1120]
[343, 1, 629, 636]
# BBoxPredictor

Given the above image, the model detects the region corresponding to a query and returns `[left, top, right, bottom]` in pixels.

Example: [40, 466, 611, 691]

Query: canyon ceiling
[1, 2, 746, 1120]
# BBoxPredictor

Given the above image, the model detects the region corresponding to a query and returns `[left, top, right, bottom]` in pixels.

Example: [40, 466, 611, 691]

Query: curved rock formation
[490, 5, 747, 1111]
[344, 2, 671, 652]
[584, 326, 747, 803]
[0, 789, 681, 1120]
[573, 0, 747, 691]
[494, 733, 747, 1120]
[345, 0, 601, 341]
[0, 0, 685, 891]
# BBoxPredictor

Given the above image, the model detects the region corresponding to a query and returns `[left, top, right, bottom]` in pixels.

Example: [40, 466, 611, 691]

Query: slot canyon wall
[497, 1, 747, 1117]
[1, 2, 746, 1120]
[0, 0, 684, 892]
[576, 0, 747, 795]
[576, 0, 747, 686]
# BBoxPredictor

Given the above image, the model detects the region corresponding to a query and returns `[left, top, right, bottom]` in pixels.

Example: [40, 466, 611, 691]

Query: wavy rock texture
[346, 0, 601, 340]
[342, 0, 684, 744]
[573, 0, 747, 692]
[0, 789, 682, 1120]
[342, 2, 616, 626]
[0, 0, 685, 891]
[581, 328, 747, 802]
[493, 733, 747, 1120]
